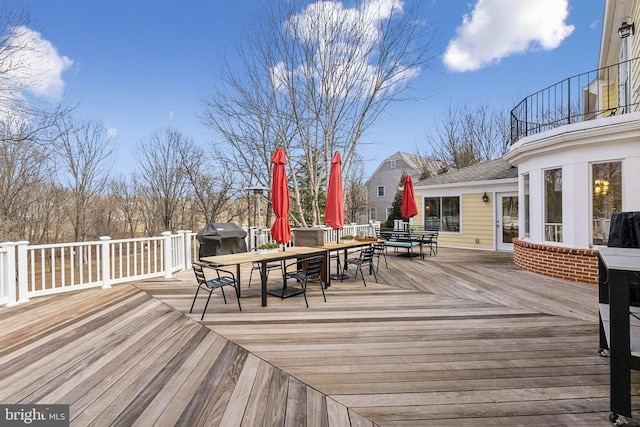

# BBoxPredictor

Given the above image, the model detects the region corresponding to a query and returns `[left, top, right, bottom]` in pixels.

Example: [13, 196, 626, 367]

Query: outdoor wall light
[482, 192, 489, 203]
[618, 17, 635, 39]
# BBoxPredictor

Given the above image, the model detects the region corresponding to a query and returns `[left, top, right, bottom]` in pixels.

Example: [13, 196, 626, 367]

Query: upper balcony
[510, 57, 640, 144]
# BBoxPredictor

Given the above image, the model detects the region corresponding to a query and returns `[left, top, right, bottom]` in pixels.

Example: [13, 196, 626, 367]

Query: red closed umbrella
[324, 151, 344, 232]
[401, 175, 418, 219]
[270, 148, 291, 245]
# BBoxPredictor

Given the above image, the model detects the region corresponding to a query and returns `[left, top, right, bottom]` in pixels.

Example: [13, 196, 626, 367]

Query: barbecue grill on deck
[196, 223, 247, 259]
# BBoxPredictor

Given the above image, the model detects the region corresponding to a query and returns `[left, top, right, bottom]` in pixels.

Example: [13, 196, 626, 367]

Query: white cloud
[107, 128, 118, 137]
[272, 0, 418, 99]
[7, 26, 73, 100]
[443, 0, 574, 72]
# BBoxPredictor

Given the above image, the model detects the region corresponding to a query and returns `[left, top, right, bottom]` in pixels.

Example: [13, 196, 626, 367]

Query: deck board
[0, 248, 637, 426]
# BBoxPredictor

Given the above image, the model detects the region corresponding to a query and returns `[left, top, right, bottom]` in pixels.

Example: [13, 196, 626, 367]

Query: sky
[17, 0, 604, 180]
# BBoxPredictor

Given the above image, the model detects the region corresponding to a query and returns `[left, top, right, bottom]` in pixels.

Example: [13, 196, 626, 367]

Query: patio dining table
[201, 246, 327, 307]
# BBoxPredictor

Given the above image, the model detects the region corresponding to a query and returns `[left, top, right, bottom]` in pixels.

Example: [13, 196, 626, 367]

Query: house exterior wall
[507, 112, 640, 283]
[366, 157, 419, 224]
[413, 180, 517, 251]
[513, 240, 600, 284]
[509, 113, 640, 246]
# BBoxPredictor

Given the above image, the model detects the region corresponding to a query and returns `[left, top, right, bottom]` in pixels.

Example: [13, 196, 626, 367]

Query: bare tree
[425, 103, 510, 170]
[109, 175, 142, 238]
[177, 137, 236, 225]
[344, 154, 367, 223]
[204, 0, 433, 226]
[135, 128, 189, 233]
[0, 4, 34, 114]
[0, 115, 49, 239]
[54, 118, 114, 241]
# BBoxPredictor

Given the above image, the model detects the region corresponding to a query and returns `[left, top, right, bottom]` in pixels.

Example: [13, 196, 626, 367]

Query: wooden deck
[1, 248, 638, 426]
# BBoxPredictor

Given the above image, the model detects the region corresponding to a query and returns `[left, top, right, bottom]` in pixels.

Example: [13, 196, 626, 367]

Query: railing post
[17, 241, 29, 303]
[182, 230, 192, 270]
[100, 236, 111, 289]
[2, 242, 17, 306]
[162, 231, 173, 278]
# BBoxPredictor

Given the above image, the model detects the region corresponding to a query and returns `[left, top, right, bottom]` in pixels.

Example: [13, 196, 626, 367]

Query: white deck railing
[0, 231, 193, 306]
[1, 223, 379, 306]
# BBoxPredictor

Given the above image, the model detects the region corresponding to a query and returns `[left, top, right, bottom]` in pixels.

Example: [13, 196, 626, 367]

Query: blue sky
[20, 0, 604, 179]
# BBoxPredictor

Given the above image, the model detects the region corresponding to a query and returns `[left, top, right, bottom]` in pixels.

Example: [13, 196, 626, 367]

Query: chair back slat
[361, 247, 374, 262]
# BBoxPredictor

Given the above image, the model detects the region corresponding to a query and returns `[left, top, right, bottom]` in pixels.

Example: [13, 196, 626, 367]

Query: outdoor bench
[381, 231, 425, 260]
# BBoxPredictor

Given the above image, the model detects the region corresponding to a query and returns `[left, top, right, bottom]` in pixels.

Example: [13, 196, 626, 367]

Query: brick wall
[513, 239, 599, 285]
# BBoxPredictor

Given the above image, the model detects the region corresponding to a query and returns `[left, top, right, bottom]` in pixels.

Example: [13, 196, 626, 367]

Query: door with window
[496, 193, 519, 250]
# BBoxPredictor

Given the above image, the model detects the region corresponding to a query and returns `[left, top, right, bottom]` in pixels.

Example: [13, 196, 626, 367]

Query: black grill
[196, 223, 247, 258]
[608, 211, 640, 249]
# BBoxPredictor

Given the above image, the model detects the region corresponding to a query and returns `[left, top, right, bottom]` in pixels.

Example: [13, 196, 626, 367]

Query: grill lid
[196, 223, 247, 242]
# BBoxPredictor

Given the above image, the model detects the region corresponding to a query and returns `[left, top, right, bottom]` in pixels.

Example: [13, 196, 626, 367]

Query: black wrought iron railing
[510, 57, 640, 144]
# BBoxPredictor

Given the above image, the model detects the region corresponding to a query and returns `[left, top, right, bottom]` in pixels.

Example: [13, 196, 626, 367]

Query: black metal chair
[424, 231, 439, 256]
[372, 241, 388, 271]
[343, 246, 377, 286]
[283, 255, 326, 308]
[248, 260, 283, 287]
[190, 262, 241, 320]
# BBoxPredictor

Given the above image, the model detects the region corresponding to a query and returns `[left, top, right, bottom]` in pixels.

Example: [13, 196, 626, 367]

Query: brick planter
[513, 239, 599, 285]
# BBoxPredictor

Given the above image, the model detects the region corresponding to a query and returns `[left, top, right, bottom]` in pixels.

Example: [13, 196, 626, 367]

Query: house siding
[416, 193, 495, 250]
[603, 83, 617, 115]
[366, 154, 421, 224]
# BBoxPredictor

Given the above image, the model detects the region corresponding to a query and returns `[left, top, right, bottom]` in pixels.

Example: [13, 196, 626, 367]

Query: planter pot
[258, 248, 279, 255]
[340, 239, 354, 244]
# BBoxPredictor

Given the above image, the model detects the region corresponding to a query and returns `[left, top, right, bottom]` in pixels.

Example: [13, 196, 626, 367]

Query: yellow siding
[602, 83, 617, 116]
[416, 193, 495, 250]
[413, 194, 423, 228]
[632, 4, 640, 109]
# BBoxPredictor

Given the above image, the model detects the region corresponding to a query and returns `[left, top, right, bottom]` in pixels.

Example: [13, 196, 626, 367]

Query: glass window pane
[377, 186, 385, 197]
[544, 168, 562, 242]
[442, 197, 460, 232]
[592, 161, 622, 245]
[424, 197, 440, 230]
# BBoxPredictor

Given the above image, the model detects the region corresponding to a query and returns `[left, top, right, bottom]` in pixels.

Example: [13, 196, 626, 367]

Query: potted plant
[257, 242, 280, 254]
[340, 235, 354, 243]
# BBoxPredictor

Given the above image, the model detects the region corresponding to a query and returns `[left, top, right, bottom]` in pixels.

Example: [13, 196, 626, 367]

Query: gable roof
[366, 151, 440, 183]
[415, 158, 517, 186]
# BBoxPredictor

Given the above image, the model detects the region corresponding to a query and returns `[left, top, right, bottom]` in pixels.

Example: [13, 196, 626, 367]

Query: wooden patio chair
[190, 262, 241, 320]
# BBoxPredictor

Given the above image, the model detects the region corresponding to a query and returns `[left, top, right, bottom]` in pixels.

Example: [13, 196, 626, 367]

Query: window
[369, 207, 377, 220]
[592, 161, 622, 245]
[386, 207, 393, 220]
[389, 160, 397, 169]
[424, 196, 460, 232]
[544, 168, 562, 242]
[524, 174, 530, 238]
[377, 186, 385, 197]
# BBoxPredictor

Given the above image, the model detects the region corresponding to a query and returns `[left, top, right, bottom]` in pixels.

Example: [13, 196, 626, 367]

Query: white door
[496, 193, 519, 251]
